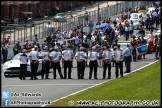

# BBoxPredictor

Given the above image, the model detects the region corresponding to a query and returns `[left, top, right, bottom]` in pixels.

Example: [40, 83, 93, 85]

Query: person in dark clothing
[138, 27, 145, 36]
[156, 34, 161, 59]
[154, 35, 159, 58]
[130, 35, 138, 62]
[2, 42, 8, 64]
[46, 34, 52, 44]
[155, 14, 160, 28]
[150, 24, 158, 33]
[119, 26, 125, 35]
[87, 31, 92, 40]
[145, 14, 151, 31]
[13, 41, 21, 56]
[104, 25, 112, 35]
[140, 35, 147, 59]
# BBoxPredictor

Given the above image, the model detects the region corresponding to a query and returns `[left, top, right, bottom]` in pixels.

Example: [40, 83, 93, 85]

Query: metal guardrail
[1, 1, 151, 44]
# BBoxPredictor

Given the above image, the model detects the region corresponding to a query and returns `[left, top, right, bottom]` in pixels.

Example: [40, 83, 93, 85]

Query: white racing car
[3, 52, 42, 77]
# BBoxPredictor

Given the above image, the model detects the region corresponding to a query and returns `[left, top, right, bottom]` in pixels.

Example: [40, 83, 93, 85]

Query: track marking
[2, 84, 95, 88]
[41, 60, 159, 107]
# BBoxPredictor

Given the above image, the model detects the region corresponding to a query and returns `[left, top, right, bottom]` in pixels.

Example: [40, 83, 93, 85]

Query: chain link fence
[1, 1, 151, 44]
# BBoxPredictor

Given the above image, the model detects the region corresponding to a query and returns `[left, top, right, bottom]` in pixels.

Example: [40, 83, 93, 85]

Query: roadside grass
[46, 61, 161, 107]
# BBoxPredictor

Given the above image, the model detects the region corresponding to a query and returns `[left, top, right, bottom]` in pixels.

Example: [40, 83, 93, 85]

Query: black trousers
[159, 47, 161, 57]
[124, 56, 131, 72]
[89, 60, 98, 79]
[30, 60, 38, 79]
[146, 24, 150, 30]
[64, 60, 72, 78]
[2, 52, 7, 64]
[20, 64, 27, 80]
[42, 61, 49, 79]
[103, 61, 111, 79]
[52, 61, 63, 79]
[115, 61, 123, 78]
[77, 60, 85, 79]
[132, 48, 137, 61]
[155, 46, 160, 58]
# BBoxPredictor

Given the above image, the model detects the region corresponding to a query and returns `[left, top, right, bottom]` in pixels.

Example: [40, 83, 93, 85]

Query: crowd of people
[1, 2, 161, 80]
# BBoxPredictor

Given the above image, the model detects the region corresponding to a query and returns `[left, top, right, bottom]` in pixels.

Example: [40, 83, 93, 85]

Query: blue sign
[2, 91, 10, 99]
[2, 99, 10, 106]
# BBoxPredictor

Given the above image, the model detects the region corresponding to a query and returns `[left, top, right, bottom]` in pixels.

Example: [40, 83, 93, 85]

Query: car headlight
[3, 63, 8, 67]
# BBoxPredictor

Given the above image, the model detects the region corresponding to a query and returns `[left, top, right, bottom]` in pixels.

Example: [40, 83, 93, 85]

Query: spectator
[96, 19, 101, 29]
[13, 41, 21, 56]
[36, 42, 41, 52]
[34, 34, 38, 45]
[46, 34, 52, 44]
[115, 27, 120, 40]
[129, 21, 134, 38]
[140, 35, 147, 59]
[80, 27, 84, 35]
[130, 35, 138, 62]
[117, 32, 124, 41]
[56, 31, 61, 39]
[25, 39, 31, 49]
[88, 20, 94, 33]
[124, 23, 130, 41]
[155, 14, 160, 27]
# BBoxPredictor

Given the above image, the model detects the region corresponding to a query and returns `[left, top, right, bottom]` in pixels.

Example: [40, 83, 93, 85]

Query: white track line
[41, 60, 159, 107]
[2, 84, 95, 88]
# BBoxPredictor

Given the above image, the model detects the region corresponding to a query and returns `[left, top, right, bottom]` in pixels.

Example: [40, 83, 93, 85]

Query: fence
[1, 1, 152, 44]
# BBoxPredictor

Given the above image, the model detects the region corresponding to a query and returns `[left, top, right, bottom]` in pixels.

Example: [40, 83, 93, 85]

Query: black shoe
[68, 78, 72, 79]
[19, 78, 22, 80]
[95, 78, 98, 79]
[108, 77, 111, 79]
[30, 78, 33, 80]
[103, 77, 105, 79]
[54, 77, 56, 79]
[64, 77, 67, 79]
[81, 78, 84, 79]
[61, 77, 64, 79]
[46, 78, 49, 79]
[89, 77, 91, 79]
[42, 77, 44, 79]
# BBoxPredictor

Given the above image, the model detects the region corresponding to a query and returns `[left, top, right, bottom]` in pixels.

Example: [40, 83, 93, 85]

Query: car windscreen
[57, 13, 64, 17]
[12, 53, 29, 60]
[120, 44, 127, 49]
[139, 12, 146, 15]
[131, 20, 138, 23]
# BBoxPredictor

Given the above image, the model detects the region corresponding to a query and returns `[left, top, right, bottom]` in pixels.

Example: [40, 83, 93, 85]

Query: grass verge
[46, 61, 161, 107]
